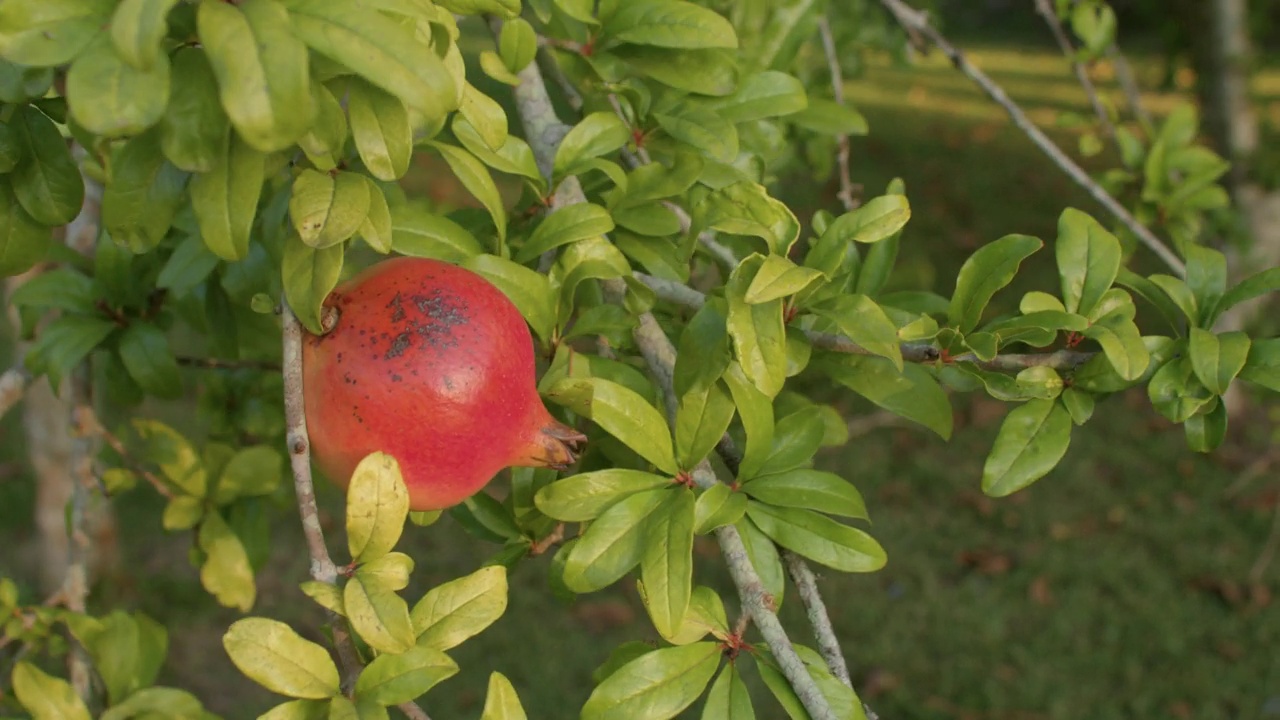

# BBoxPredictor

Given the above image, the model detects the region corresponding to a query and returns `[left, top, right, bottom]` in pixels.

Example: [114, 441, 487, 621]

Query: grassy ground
[3, 37, 1280, 720]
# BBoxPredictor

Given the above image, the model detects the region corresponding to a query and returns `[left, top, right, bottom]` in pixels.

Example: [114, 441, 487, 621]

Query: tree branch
[1106, 43, 1153, 129]
[0, 365, 29, 421]
[632, 271, 1097, 372]
[1034, 0, 1115, 139]
[876, 0, 1186, 276]
[817, 15, 860, 211]
[497, 21, 840, 720]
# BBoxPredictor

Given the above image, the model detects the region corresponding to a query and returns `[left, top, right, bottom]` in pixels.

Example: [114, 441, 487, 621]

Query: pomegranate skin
[302, 257, 582, 510]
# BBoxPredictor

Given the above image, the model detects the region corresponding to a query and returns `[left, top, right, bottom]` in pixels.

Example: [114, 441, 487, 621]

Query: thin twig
[1034, 0, 1116, 139]
[281, 304, 365, 689]
[500, 25, 841, 720]
[817, 16, 859, 211]
[632, 271, 1097, 372]
[1106, 43, 1154, 130]
[398, 701, 434, 720]
[77, 406, 174, 499]
[176, 356, 281, 372]
[877, 0, 1186, 276]
[0, 365, 29, 421]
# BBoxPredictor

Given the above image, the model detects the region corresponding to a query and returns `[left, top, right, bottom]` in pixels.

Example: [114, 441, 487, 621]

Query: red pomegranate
[302, 257, 585, 511]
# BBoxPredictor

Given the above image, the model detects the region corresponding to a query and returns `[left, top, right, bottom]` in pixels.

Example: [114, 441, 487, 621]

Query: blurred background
[3, 3, 1280, 719]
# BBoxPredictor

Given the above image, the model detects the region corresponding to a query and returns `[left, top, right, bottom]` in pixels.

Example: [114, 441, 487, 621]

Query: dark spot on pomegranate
[385, 331, 413, 360]
[442, 377, 455, 391]
[387, 292, 405, 323]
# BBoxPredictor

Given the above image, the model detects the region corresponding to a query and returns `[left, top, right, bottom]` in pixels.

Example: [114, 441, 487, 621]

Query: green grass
[3, 39, 1280, 720]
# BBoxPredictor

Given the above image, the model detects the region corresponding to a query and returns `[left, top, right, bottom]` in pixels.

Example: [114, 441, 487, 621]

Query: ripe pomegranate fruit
[302, 256, 585, 511]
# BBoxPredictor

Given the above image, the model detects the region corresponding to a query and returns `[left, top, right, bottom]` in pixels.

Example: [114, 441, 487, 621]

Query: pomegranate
[302, 257, 585, 511]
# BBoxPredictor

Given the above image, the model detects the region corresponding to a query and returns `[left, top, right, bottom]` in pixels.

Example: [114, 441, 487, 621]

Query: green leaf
[63, 611, 168, 706]
[117, 322, 182, 399]
[215, 445, 284, 505]
[675, 381, 736, 469]
[285, 0, 457, 119]
[1148, 356, 1215, 422]
[639, 488, 695, 639]
[11, 105, 84, 226]
[703, 183, 800, 255]
[1055, 207, 1121, 317]
[131, 418, 206, 496]
[99, 687, 204, 720]
[823, 195, 910, 245]
[357, 553, 414, 593]
[198, 0, 315, 152]
[515, 202, 614, 264]
[1184, 244, 1226, 326]
[498, 18, 537, 74]
[453, 116, 544, 189]
[692, 483, 747, 534]
[722, 362, 775, 479]
[346, 452, 410, 564]
[157, 234, 218, 295]
[354, 645, 458, 706]
[1212, 266, 1280, 326]
[735, 516, 784, 604]
[817, 354, 953, 439]
[673, 298, 731, 397]
[459, 81, 509, 151]
[296, 79, 347, 171]
[654, 105, 738, 164]
[282, 232, 344, 335]
[8, 266, 94, 312]
[0, 0, 113, 67]
[554, 112, 630, 176]
[726, 256, 787, 398]
[102, 130, 190, 253]
[67, 35, 169, 137]
[199, 511, 257, 611]
[160, 47, 229, 173]
[0, 180, 50, 277]
[410, 565, 508, 651]
[1081, 312, 1149, 381]
[1188, 328, 1250, 395]
[746, 502, 885, 572]
[949, 234, 1042, 333]
[809, 293, 903, 370]
[602, 0, 737, 49]
[110, 0, 177, 70]
[25, 314, 117, 391]
[1146, 273, 1198, 324]
[755, 407, 825, 476]
[580, 642, 721, 720]
[480, 672, 528, 720]
[744, 254, 824, 304]
[258, 699, 329, 720]
[391, 203, 483, 262]
[1239, 338, 1280, 391]
[191, 131, 263, 261]
[430, 142, 506, 241]
[744, 470, 867, 520]
[789, 98, 870, 136]
[223, 618, 340, 699]
[291, 169, 371, 248]
[665, 585, 729, 645]
[11, 662, 91, 720]
[562, 488, 669, 593]
[328, 695, 388, 720]
[981, 398, 1073, 497]
[708, 70, 807, 123]
[701, 663, 754, 720]
[535, 469, 671, 522]
[547, 376, 678, 475]
[345, 574, 416, 654]
[358, 178, 393, 254]
[463, 253, 555, 341]
[348, 77, 413, 182]
[1185, 399, 1227, 453]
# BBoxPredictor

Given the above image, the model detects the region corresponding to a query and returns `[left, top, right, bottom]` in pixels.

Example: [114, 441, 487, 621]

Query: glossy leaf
[453, 116, 544, 188]
[410, 565, 508, 651]
[1055, 207, 1121, 317]
[701, 663, 754, 720]
[348, 77, 413, 182]
[131, 419, 206, 496]
[223, 618, 340, 699]
[117, 322, 182, 399]
[692, 483, 747, 534]
[67, 35, 169, 137]
[498, 18, 537, 74]
[675, 381, 736, 469]
[818, 354, 953, 439]
[11, 105, 84, 226]
[1212, 266, 1280, 326]
[744, 469, 867, 520]
[11, 662, 91, 720]
[391, 203, 483, 262]
[981, 398, 1072, 497]
[547, 377, 678, 475]
[25, 314, 117, 393]
[346, 452, 410, 564]
[431, 142, 507, 241]
[580, 641, 721, 720]
[809, 293, 903, 370]
[1184, 243, 1226, 326]
[198, 0, 315, 151]
[949, 234, 1043, 333]
[745, 502, 886, 572]
[0, 0, 113, 67]
[726, 256, 787, 398]
[735, 517, 784, 604]
[102, 130, 189, 253]
[640, 488, 696, 639]
[1185, 399, 1227, 453]
[562, 488, 669, 593]
[515, 202, 614, 264]
[0, 180, 50, 277]
[703, 182, 800, 255]
[354, 646, 458, 706]
[191, 131, 264, 261]
[554, 112, 630, 176]
[291, 169, 371, 249]
[824, 195, 910, 245]
[535, 469, 671, 522]
[1081, 312, 1149, 381]
[744, 254, 824, 304]
[345, 574, 415, 654]
[1188, 328, 1250, 395]
[110, 0, 177, 70]
[708, 70, 807, 123]
[160, 47, 229, 173]
[603, 0, 737, 49]
[722, 363, 776, 480]
[199, 511, 257, 611]
[282, 232, 344, 335]
[789, 98, 869, 135]
[480, 672, 528, 720]
[98, 687, 204, 720]
[463, 253, 555, 341]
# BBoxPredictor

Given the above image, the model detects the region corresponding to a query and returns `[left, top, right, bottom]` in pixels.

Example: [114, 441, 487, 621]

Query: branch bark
[877, 0, 1186, 276]
[1034, 0, 1115, 141]
[496, 20, 840, 720]
[817, 15, 859, 211]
